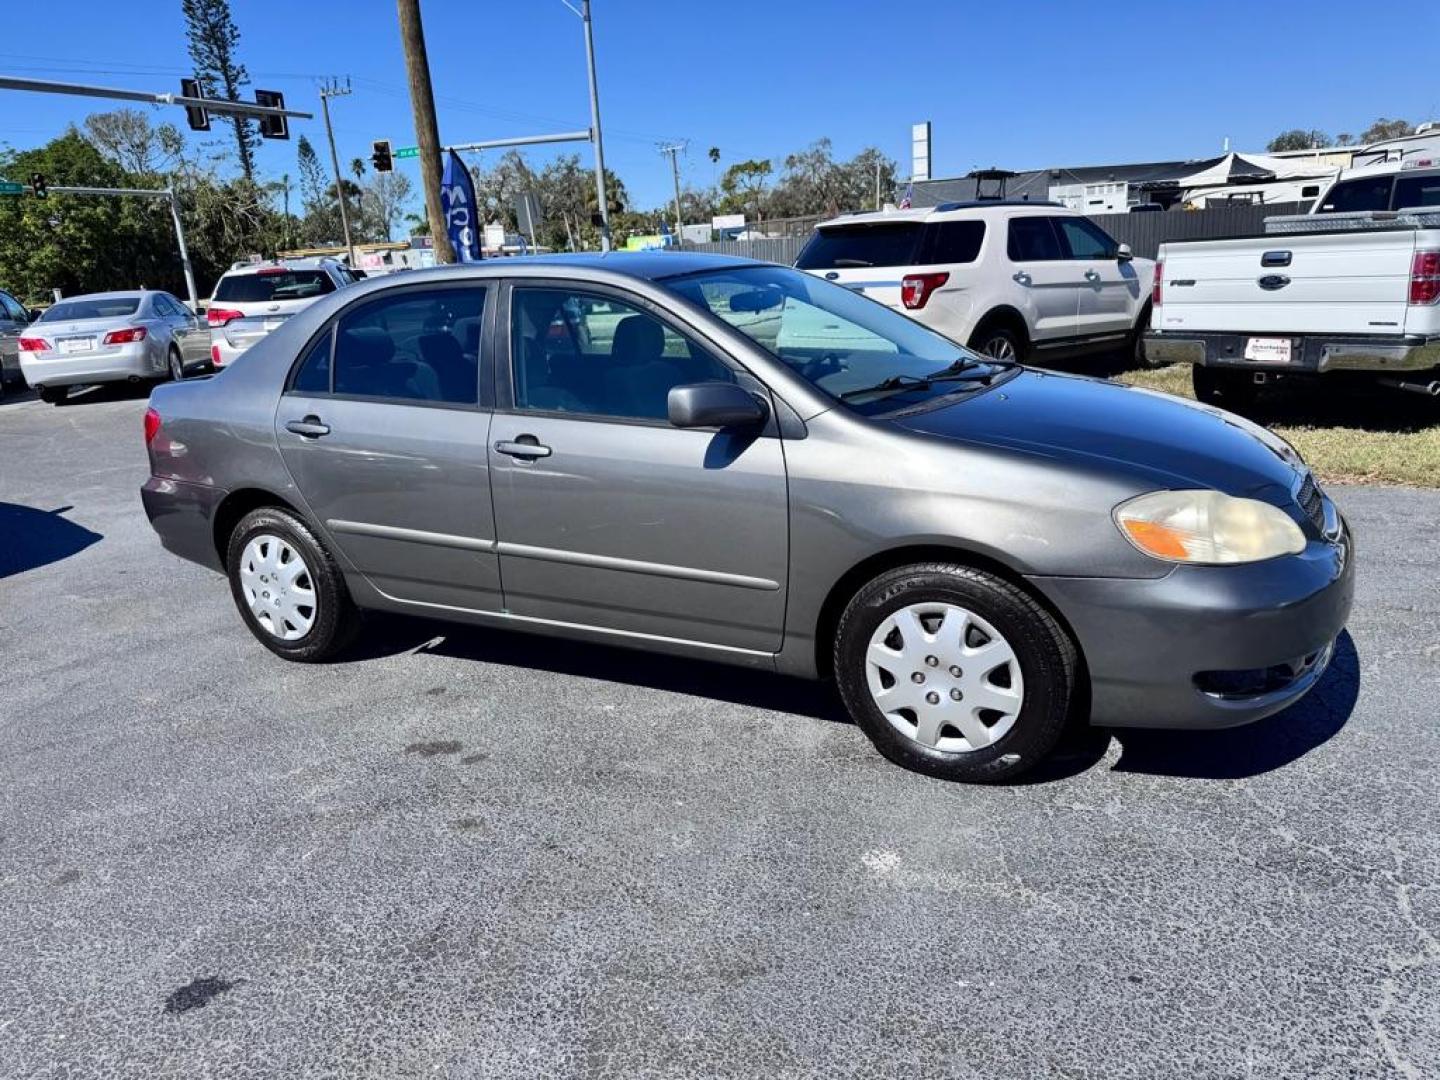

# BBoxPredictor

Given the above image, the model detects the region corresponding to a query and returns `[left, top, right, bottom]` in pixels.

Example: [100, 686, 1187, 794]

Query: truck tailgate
[1157, 229, 1417, 335]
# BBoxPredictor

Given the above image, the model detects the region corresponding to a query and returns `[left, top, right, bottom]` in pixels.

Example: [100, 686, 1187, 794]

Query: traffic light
[255, 90, 289, 140]
[371, 140, 393, 173]
[180, 78, 210, 132]
[30, 173, 47, 199]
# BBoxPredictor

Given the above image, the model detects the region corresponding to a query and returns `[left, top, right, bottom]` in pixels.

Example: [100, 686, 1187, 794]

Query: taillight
[144, 406, 161, 447]
[18, 336, 51, 352]
[1152, 261, 1163, 306]
[103, 326, 147, 345]
[1410, 250, 1440, 305]
[900, 272, 949, 310]
[207, 307, 243, 327]
[211, 344, 224, 367]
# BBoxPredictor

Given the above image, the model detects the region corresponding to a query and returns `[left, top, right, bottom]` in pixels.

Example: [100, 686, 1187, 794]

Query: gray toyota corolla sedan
[141, 253, 1353, 782]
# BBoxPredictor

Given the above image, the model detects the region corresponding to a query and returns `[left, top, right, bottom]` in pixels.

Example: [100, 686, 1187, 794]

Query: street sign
[0, 181, 24, 195]
[393, 146, 420, 159]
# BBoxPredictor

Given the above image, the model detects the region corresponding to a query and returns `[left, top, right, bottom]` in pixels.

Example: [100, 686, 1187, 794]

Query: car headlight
[1115, 490, 1306, 564]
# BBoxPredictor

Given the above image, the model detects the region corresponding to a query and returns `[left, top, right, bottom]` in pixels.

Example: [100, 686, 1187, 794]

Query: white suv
[206, 257, 357, 368]
[797, 202, 1156, 364]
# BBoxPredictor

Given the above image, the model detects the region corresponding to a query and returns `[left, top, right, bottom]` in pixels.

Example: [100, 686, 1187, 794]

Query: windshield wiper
[838, 374, 930, 401]
[830, 258, 874, 267]
[925, 355, 1019, 382]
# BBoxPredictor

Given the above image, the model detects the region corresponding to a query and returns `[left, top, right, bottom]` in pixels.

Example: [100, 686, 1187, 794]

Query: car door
[487, 281, 789, 654]
[0, 290, 29, 384]
[274, 282, 502, 612]
[1055, 217, 1139, 341]
[1004, 216, 1079, 345]
[159, 293, 207, 367]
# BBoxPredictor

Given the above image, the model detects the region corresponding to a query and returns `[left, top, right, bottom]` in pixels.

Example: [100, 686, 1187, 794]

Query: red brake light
[1152, 261, 1163, 306]
[144, 406, 162, 447]
[207, 308, 243, 327]
[18, 336, 51, 352]
[1410, 250, 1440, 305]
[103, 326, 147, 344]
[256, 266, 288, 276]
[900, 272, 949, 310]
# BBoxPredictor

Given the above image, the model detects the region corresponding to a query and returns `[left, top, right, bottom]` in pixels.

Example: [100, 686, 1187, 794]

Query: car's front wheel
[226, 506, 359, 661]
[833, 563, 1078, 782]
[167, 346, 185, 382]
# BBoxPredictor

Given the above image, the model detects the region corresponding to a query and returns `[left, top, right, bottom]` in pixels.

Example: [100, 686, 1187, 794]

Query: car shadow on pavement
[348, 614, 852, 723]
[0, 503, 103, 579]
[1025, 631, 1361, 783]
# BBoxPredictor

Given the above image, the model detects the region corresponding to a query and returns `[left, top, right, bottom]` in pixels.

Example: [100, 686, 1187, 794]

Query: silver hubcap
[865, 602, 1024, 753]
[170, 351, 183, 379]
[982, 335, 1016, 361]
[238, 533, 316, 641]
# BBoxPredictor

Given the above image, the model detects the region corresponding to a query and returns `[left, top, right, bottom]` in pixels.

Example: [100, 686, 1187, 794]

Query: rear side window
[795, 223, 924, 270]
[1318, 176, 1393, 213]
[919, 221, 986, 264]
[214, 270, 336, 303]
[331, 286, 486, 405]
[1007, 217, 1063, 262]
[1394, 173, 1440, 209]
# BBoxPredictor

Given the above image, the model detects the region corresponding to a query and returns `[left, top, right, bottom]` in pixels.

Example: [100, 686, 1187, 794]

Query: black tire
[38, 387, 67, 405]
[1192, 365, 1257, 411]
[969, 321, 1026, 364]
[832, 563, 1078, 783]
[1131, 304, 1155, 368]
[167, 346, 185, 382]
[225, 506, 360, 662]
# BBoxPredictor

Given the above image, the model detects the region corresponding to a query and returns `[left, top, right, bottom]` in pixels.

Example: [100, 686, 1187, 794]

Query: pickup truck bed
[1145, 216, 1440, 383]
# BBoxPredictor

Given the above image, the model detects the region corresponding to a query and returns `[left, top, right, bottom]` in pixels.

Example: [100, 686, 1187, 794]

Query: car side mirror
[1116, 243, 1134, 262]
[668, 382, 767, 429]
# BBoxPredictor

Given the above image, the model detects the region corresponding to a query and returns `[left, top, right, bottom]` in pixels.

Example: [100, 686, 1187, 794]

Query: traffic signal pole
[0, 74, 312, 122]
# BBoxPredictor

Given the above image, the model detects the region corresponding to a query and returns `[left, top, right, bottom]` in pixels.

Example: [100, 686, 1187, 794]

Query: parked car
[1146, 158, 1440, 407]
[797, 201, 1156, 366]
[207, 257, 357, 368]
[142, 254, 1352, 783]
[0, 287, 40, 394]
[19, 290, 208, 405]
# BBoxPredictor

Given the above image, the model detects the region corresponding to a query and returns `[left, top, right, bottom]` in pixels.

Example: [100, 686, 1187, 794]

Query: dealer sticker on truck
[1244, 337, 1293, 364]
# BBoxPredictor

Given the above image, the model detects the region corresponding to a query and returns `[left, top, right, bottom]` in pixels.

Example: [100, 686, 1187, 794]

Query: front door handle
[495, 436, 552, 460]
[285, 415, 331, 438]
[1084, 269, 1101, 282]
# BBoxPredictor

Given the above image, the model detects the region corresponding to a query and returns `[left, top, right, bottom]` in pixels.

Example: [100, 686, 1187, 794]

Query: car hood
[894, 368, 1304, 497]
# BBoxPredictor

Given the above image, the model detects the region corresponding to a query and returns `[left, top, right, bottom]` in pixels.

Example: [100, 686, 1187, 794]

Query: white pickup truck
[1145, 158, 1440, 408]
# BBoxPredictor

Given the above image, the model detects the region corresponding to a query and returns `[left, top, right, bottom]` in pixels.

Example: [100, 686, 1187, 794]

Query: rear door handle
[1012, 271, 1031, 285]
[495, 436, 552, 460]
[1084, 269, 1101, 282]
[285, 416, 330, 438]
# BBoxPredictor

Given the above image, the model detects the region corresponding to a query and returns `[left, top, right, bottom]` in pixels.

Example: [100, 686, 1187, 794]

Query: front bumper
[141, 475, 227, 572]
[1030, 516, 1354, 730]
[1144, 329, 1440, 374]
[21, 343, 160, 388]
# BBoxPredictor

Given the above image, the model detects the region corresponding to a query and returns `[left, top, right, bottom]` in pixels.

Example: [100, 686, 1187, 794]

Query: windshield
[40, 297, 140, 321]
[214, 270, 335, 303]
[662, 265, 1003, 414]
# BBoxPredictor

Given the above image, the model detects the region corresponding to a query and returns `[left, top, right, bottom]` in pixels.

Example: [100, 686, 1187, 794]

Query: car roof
[52, 290, 149, 301]
[348, 251, 766, 286]
[223, 257, 341, 275]
[816, 202, 1068, 230]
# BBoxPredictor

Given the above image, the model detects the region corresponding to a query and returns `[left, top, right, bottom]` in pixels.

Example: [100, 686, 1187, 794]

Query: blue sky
[3, 1, 1436, 210]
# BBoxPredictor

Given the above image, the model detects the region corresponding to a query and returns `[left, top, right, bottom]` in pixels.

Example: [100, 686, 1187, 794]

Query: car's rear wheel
[168, 346, 184, 382]
[1192, 365, 1258, 411]
[226, 507, 359, 662]
[833, 563, 1077, 782]
[970, 322, 1025, 364]
[38, 387, 67, 406]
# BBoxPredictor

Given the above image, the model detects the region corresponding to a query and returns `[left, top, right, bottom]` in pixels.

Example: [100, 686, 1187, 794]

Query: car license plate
[1244, 337, 1292, 363]
[58, 337, 95, 354]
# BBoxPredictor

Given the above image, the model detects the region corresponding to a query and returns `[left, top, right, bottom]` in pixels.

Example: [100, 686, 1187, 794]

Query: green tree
[82, 109, 184, 176]
[181, 0, 257, 181]
[1266, 128, 1329, 153]
[718, 158, 773, 220]
[361, 170, 413, 242]
[1360, 118, 1413, 143]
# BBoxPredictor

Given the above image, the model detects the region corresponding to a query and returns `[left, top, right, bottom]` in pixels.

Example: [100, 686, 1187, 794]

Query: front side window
[795, 223, 925, 270]
[1318, 176, 1393, 213]
[1055, 217, 1117, 259]
[1007, 217, 1063, 262]
[214, 269, 337, 304]
[328, 286, 486, 404]
[664, 265, 1006, 416]
[510, 288, 733, 421]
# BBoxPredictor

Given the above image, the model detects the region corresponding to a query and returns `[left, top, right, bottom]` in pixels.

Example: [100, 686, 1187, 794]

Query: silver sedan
[19, 290, 210, 405]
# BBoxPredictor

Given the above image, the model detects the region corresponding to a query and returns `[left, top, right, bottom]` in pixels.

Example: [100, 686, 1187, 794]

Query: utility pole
[318, 78, 357, 268]
[577, 0, 611, 251]
[396, 0, 456, 263]
[281, 173, 292, 250]
[874, 159, 881, 210]
[658, 141, 686, 241]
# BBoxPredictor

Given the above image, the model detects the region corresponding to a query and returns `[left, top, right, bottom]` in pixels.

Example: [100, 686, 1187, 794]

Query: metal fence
[679, 202, 1311, 266]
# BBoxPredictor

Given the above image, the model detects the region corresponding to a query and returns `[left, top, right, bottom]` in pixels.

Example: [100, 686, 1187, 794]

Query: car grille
[1296, 472, 1325, 532]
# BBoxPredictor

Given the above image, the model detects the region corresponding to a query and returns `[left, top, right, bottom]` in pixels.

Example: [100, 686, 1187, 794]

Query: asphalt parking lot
[2, 384, 1438, 1079]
